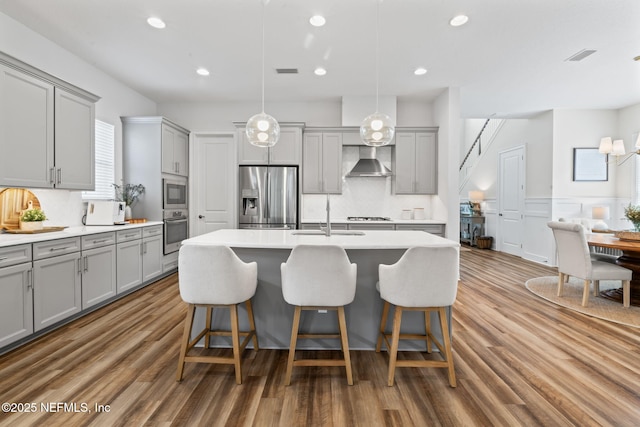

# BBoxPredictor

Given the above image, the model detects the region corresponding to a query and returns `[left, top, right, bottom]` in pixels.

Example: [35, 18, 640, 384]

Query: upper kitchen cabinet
[234, 122, 304, 165]
[394, 129, 438, 195]
[302, 131, 342, 194]
[0, 53, 99, 190]
[161, 122, 189, 176]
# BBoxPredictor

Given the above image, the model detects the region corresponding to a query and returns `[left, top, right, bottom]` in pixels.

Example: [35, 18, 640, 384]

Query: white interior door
[498, 145, 525, 256]
[191, 132, 236, 236]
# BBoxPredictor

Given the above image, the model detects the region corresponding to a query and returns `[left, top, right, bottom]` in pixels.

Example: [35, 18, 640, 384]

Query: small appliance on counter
[85, 201, 126, 225]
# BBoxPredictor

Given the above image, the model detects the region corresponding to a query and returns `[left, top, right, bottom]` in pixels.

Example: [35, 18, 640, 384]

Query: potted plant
[624, 204, 640, 232]
[20, 207, 47, 231]
[113, 183, 145, 220]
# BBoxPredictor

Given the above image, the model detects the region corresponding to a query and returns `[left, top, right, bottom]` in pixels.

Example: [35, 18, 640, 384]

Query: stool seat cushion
[281, 245, 356, 306]
[378, 246, 459, 307]
[178, 245, 257, 305]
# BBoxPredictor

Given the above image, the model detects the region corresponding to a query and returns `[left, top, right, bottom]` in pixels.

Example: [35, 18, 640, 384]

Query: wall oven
[164, 209, 188, 254]
[163, 179, 187, 209]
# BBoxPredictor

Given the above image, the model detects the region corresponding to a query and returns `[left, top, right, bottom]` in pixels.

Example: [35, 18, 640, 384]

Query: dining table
[587, 233, 640, 306]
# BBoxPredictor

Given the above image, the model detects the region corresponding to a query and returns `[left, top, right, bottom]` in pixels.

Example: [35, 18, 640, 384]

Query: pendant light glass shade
[360, 112, 395, 147]
[360, 0, 394, 147]
[246, 112, 280, 148]
[246, 0, 279, 148]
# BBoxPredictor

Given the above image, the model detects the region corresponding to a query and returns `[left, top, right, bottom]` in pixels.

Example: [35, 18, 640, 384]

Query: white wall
[551, 109, 618, 198]
[0, 11, 157, 226]
[615, 102, 640, 200]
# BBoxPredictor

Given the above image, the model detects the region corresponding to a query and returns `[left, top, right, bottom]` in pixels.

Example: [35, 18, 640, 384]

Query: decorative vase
[125, 205, 132, 220]
[633, 221, 640, 232]
[20, 221, 43, 231]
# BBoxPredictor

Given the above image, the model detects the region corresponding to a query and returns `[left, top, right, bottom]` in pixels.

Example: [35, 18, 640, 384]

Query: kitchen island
[181, 229, 460, 350]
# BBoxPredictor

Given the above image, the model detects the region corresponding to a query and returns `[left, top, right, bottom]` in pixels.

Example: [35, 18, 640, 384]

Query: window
[83, 120, 115, 200]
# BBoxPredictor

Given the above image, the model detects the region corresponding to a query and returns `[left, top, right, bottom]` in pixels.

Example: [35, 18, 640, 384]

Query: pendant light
[360, 0, 394, 147]
[246, 0, 280, 148]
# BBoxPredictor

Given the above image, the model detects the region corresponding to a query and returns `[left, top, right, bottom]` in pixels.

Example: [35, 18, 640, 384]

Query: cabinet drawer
[33, 237, 81, 260]
[0, 244, 32, 268]
[348, 223, 395, 231]
[396, 224, 445, 235]
[81, 232, 116, 250]
[143, 225, 163, 239]
[117, 229, 142, 243]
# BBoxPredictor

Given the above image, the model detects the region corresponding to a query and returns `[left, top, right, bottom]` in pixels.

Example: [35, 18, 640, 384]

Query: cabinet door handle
[57, 168, 62, 185]
[0, 256, 7, 261]
[84, 256, 89, 272]
[50, 167, 56, 184]
[78, 258, 83, 274]
[26, 269, 32, 291]
[50, 246, 71, 252]
[140, 244, 143, 256]
[93, 239, 109, 244]
[143, 242, 147, 254]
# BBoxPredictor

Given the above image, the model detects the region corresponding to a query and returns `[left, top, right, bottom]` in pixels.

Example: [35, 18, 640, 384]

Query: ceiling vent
[275, 68, 299, 74]
[565, 49, 597, 62]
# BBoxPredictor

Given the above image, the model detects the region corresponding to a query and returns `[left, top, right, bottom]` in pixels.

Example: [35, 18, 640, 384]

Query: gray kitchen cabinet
[396, 223, 445, 237]
[33, 247, 82, 332]
[0, 244, 33, 348]
[235, 122, 304, 165]
[302, 132, 342, 194]
[142, 226, 163, 282]
[299, 223, 348, 230]
[81, 232, 117, 309]
[0, 53, 99, 190]
[116, 229, 143, 294]
[394, 130, 438, 194]
[347, 223, 395, 231]
[162, 122, 189, 176]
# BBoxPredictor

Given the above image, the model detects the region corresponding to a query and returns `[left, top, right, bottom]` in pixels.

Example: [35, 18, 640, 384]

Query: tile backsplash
[0, 188, 86, 227]
[301, 146, 437, 220]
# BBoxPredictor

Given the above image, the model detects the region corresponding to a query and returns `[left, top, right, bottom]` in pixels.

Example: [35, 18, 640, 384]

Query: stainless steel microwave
[163, 179, 187, 209]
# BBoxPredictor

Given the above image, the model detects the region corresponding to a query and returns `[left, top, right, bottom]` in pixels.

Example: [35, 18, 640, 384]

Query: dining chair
[176, 245, 259, 384]
[547, 221, 631, 308]
[376, 246, 459, 387]
[280, 245, 357, 385]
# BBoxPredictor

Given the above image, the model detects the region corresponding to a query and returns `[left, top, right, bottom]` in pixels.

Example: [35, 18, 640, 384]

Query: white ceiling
[1, 0, 639, 118]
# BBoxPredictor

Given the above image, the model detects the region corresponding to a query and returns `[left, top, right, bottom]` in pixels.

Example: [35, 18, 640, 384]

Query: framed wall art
[573, 148, 608, 181]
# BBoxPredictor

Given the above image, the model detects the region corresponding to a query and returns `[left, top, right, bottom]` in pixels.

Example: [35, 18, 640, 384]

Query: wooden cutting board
[3, 226, 67, 234]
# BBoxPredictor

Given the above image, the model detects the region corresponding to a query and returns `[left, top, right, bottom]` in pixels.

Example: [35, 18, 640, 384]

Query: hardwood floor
[0, 247, 639, 426]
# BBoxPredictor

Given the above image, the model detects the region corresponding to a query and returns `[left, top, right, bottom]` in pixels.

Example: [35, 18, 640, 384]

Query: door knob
[198, 215, 205, 219]
[499, 213, 503, 216]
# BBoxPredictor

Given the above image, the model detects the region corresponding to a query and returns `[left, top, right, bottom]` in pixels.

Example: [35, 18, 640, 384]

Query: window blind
[83, 120, 115, 200]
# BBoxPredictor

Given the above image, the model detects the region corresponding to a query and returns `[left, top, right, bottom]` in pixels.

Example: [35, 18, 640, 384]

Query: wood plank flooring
[0, 247, 638, 426]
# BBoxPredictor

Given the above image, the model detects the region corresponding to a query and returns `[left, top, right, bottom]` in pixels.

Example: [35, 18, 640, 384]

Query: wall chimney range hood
[347, 147, 392, 177]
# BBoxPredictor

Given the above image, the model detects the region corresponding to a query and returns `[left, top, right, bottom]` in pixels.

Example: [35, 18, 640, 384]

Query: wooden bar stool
[176, 245, 259, 384]
[280, 245, 357, 385]
[376, 246, 459, 387]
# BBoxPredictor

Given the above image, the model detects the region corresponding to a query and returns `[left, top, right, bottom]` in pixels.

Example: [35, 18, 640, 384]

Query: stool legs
[285, 305, 353, 386]
[377, 303, 457, 388]
[176, 300, 258, 385]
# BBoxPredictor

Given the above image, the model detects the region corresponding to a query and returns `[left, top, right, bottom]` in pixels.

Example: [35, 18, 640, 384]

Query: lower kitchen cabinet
[396, 224, 445, 237]
[347, 223, 395, 231]
[0, 262, 33, 348]
[82, 245, 116, 309]
[116, 239, 143, 294]
[33, 252, 82, 332]
[142, 233, 163, 282]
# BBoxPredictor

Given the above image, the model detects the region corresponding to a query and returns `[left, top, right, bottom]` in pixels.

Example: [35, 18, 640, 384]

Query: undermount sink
[291, 230, 365, 236]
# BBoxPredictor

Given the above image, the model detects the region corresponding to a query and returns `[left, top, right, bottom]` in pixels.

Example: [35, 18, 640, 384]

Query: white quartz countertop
[301, 219, 446, 224]
[182, 229, 459, 250]
[0, 221, 163, 247]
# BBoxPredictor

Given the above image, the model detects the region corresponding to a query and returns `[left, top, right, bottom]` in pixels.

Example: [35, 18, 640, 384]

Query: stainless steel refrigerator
[239, 165, 298, 229]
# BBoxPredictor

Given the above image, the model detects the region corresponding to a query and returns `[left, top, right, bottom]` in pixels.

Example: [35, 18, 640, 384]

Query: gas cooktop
[347, 216, 392, 221]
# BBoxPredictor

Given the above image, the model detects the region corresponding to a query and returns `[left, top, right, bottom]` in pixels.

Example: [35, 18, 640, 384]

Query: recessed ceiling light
[449, 15, 469, 27]
[414, 67, 428, 76]
[309, 15, 326, 27]
[196, 68, 210, 76]
[314, 67, 327, 76]
[147, 17, 166, 29]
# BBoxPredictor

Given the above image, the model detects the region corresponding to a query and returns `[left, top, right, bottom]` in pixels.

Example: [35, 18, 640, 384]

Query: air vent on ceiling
[565, 49, 597, 62]
[275, 68, 299, 74]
